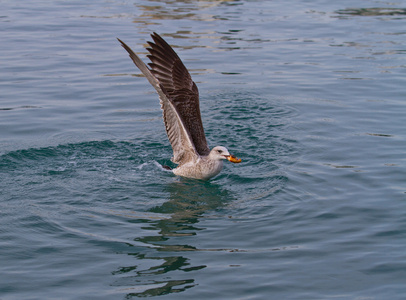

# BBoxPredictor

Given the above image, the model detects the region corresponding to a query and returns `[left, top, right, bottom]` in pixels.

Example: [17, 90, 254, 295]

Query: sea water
[1, 1, 405, 299]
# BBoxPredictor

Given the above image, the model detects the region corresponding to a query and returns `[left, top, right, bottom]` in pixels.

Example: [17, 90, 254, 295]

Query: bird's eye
[217, 149, 223, 154]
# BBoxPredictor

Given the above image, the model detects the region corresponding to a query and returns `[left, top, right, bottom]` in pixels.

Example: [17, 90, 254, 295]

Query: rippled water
[1, 0, 405, 299]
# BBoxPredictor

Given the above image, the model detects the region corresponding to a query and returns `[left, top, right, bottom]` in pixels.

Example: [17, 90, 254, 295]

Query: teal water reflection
[112, 180, 233, 297]
[1, 0, 406, 299]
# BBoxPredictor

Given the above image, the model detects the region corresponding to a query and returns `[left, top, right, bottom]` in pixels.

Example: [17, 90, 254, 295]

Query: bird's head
[210, 146, 241, 163]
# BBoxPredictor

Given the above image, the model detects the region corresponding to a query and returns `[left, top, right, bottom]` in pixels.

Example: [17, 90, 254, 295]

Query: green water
[1, 0, 405, 299]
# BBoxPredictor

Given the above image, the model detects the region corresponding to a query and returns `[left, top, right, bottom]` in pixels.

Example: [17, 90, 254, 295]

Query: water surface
[1, 0, 405, 299]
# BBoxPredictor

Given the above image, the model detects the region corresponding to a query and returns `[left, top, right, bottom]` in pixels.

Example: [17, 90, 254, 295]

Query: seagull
[117, 33, 241, 180]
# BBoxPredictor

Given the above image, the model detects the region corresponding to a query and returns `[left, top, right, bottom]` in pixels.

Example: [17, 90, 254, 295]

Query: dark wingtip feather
[117, 38, 131, 54]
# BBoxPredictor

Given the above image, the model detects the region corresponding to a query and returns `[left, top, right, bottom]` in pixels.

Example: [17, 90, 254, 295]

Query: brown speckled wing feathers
[146, 33, 210, 157]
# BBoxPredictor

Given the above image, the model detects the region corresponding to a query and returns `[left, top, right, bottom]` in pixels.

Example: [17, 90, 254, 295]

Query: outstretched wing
[118, 37, 199, 164]
[146, 33, 210, 157]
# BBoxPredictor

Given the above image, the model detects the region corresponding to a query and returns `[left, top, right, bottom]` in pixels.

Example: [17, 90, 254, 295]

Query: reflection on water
[130, 0, 256, 52]
[133, 0, 240, 25]
[113, 179, 234, 297]
[335, 7, 406, 17]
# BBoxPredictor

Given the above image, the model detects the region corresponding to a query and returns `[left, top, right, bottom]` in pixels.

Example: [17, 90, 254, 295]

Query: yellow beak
[226, 155, 241, 163]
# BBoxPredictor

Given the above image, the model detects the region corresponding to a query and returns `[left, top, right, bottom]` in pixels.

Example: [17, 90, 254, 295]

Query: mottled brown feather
[147, 33, 210, 156]
[117, 33, 210, 165]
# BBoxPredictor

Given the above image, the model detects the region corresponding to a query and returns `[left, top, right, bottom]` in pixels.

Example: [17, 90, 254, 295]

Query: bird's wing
[118, 37, 200, 164]
[146, 32, 210, 157]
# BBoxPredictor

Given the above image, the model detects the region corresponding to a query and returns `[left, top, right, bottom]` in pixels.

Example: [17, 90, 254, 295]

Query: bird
[117, 32, 241, 180]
